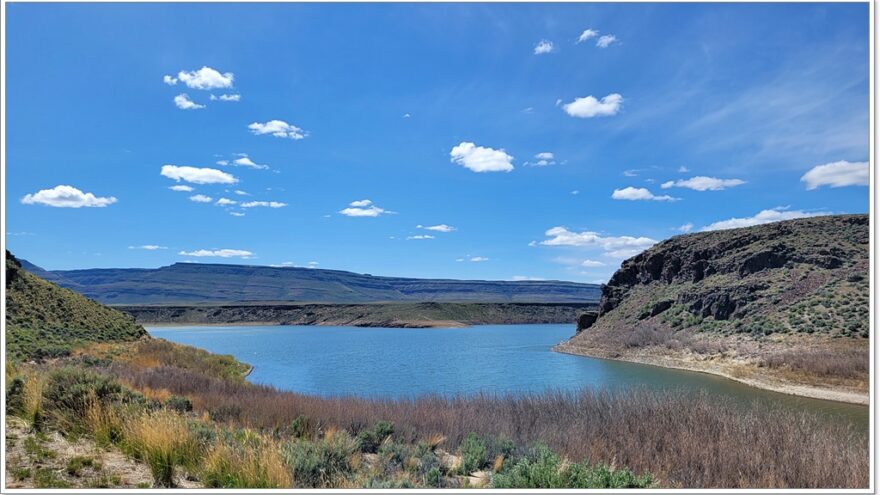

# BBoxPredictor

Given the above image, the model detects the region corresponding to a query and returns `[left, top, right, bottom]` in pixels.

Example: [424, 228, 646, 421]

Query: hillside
[19, 261, 601, 305]
[117, 301, 596, 328]
[556, 214, 870, 403]
[5, 251, 147, 360]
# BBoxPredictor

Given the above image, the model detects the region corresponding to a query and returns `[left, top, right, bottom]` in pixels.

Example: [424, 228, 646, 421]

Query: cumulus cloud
[189, 194, 213, 203]
[700, 207, 822, 232]
[525, 152, 556, 167]
[676, 223, 694, 233]
[417, 224, 456, 233]
[226, 154, 269, 170]
[173, 93, 205, 110]
[450, 142, 514, 173]
[175, 66, 234, 90]
[561, 94, 622, 118]
[229, 211, 245, 217]
[540, 226, 657, 259]
[234, 190, 250, 196]
[210, 93, 241, 102]
[169, 185, 194, 192]
[163, 75, 178, 85]
[678, 166, 690, 173]
[407, 235, 435, 240]
[215, 198, 237, 206]
[21, 185, 117, 208]
[339, 199, 389, 217]
[577, 29, 598, 43]
[661, 176, 746, 191]
[467, 256, 489, 262]
[596, 35, 617, 48]
[179, 248, 252, 258]
[161, 165, 237, 185]
[611, 187, 679, 201]
[128, 245, 167, 250]
[800, 160, 869, 190]
[248, 120, 307, 139]
[241, 201, 287, 208]
[534, 40, 554, 54]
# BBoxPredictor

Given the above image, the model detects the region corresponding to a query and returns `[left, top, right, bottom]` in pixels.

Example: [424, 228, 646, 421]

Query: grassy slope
[558, 214, 870, 401]
[5, 251, 147, 361]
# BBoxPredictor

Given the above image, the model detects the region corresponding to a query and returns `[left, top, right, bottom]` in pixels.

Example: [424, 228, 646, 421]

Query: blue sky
[4, 3, 870, 282]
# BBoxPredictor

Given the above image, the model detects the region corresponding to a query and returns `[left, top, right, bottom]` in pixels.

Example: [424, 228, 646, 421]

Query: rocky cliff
[559, 214, 869, 403]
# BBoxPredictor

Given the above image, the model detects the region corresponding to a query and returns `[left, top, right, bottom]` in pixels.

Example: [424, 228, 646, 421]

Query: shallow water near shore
[147, 323, 868, 428]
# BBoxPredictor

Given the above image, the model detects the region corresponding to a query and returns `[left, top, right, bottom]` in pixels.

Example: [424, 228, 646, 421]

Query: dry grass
[202, 436, 291, 488]
[122, 409, 200, 487]
[21, 372, 47, 429]
[107, 362, 868, 488]
[760, 348, 868, 380]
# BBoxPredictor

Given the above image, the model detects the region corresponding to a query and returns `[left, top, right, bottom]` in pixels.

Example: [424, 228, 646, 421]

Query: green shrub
[426, 466, 442, 487]
[5, 377, 25, 416]
[356, 420, 394, 453]
[459, 432, 488, 474]
[288, 415, 311, 439]
[491, 444, 652, 488]
[66, 455, 99, 476]
[165, 396, 193, 413]
[281, 431, 356, 488]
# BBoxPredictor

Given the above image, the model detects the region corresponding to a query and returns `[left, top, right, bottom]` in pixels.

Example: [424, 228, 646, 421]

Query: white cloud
[570, 190, 580, 195]
[349, 199, 373, 207]
[169, 185, 194, 192]
[562, 94, 622, 118]
[229, 155, 269, 170]
[161, 165, 237, 184]
[526, 152, 556, 167]
[189, 194, 213, 203]
[417, 224, 456, 233]
[660, 176, 746, 191]
[176, 66, 234, 90]
[577, 29, 598, 43]
[700, 207, 822, 232]
[234, 190, 250, 196]
[676, 223, 694, 233]
[229, 211, 245, 217]
[403, 113, 411, 118]
[678, 166, 690, 173]
[623, 170, 639, 177]
[469, 256, 489, 262]
[596, 35, 617, 48]
[128, 245, 167, 250]
[241, 201, 287, 208]
[21, 185, 117, 208]
[248, 120, 307, 139]
[407, 235, 435, 240]
[215, 198, 237, 206]
[163, 75, 178, 85]
[450, 142, 514, 173]
[612, 187, 679, 201]
[210, 93, 241, 102]
[540, 226, 657, 257]
[339, 203, 388, 217]
[179, 248, 252, 258]
[534, 40, 554, 55]
[512, 275, 546, 281]
[173, 93, 205, 110]
[800, 160, 869, 190]
[581, 259, 605, 267]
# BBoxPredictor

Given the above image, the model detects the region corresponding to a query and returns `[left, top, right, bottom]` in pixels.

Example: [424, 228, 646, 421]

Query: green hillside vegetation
[5, 251, 147, 361]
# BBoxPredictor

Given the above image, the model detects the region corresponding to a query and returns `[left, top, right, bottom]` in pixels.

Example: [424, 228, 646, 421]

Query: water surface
[147, 324, 868, 427]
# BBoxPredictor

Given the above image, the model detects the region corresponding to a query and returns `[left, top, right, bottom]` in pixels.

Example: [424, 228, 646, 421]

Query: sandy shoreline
[554, 344, 869, 406]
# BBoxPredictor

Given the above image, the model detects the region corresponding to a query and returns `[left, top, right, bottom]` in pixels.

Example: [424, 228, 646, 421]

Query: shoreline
[554, 344, 868, 406]
[142, 320, 473, 329]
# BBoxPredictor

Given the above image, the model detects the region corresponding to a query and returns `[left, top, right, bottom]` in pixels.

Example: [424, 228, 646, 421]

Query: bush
[356, 420, 394, 453]
[43, 367, 138, 428]
[459, 433, 488, 474]
[165, 396, 193, 413]
[425, 466, 442, 487]
[491, 444, 652, 488]
[281, 430, 356, 488]
[201, 437, 290, 488]
[123, 410, 200, 487]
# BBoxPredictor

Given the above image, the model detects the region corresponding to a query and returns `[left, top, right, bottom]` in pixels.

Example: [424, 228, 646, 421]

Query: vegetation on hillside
[5, 251, 147, 361]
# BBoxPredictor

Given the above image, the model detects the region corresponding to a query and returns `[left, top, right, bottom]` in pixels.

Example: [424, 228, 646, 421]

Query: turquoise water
[147, 324, 868, 427]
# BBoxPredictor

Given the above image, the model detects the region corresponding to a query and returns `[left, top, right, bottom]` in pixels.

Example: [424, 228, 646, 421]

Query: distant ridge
[17, 260, 601, 305]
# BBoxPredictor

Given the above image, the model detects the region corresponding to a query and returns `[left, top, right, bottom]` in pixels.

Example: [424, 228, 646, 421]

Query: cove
[147, 323, 868, 428]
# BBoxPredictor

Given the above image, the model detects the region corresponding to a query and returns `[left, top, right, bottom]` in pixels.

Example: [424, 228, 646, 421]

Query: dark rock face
[576, 312, 599, 332]
[590, 214, 869, 324]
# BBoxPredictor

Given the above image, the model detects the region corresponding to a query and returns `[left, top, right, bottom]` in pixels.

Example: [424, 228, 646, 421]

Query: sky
[4, 3, 870, 283]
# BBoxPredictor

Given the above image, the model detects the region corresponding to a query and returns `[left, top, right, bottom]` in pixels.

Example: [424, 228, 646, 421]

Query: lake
[147, 323, 868, 427]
